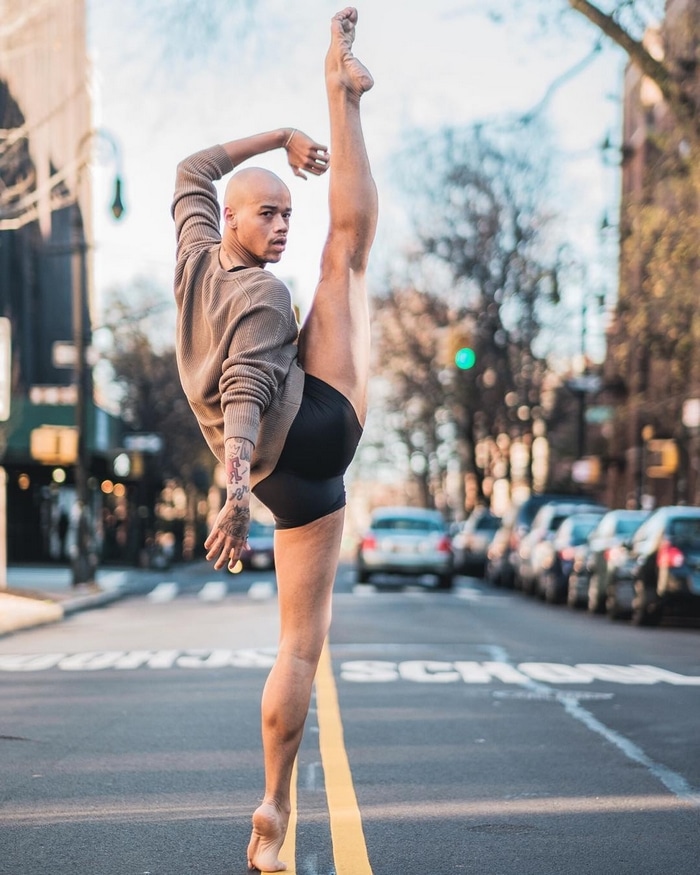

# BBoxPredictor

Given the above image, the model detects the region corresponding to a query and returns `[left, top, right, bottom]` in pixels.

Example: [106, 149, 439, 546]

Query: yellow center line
[262, 757, 298, 875]
[315, 639, 373, 875]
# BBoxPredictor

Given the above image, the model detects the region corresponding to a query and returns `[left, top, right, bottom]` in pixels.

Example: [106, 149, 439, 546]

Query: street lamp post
[71, 130, 125, 586]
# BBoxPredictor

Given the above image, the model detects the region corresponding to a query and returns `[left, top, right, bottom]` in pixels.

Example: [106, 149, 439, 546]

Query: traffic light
[455, 347, 476, 370]
[439, 325, 475, 369]
[646, 439, 679, 478]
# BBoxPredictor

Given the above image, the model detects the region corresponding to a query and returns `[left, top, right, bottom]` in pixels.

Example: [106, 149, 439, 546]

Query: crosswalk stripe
[198, 581, 228, 602]
[147, 582, 179, 603]
[248, 581, 275, 600]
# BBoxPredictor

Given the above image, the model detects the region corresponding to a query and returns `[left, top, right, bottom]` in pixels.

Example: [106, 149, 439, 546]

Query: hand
[285, 129, 330, 180]
[204, 499, 250, 571]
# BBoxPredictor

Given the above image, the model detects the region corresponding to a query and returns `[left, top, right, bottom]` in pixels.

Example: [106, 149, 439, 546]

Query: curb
[0, 573, 127, 639]
[0, 593, 64, 637]
[62, 587, 125, 616]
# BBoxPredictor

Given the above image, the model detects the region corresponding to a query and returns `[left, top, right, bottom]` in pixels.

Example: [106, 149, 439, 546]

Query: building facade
[0, 0, 122, 562]
[602, 0, 700, 510]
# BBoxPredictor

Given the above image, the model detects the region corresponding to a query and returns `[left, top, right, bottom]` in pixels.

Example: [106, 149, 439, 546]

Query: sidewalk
[0, 565, 129, 638]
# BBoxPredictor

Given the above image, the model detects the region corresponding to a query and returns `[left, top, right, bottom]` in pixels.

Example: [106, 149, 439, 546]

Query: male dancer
[171, 8, 377, 871]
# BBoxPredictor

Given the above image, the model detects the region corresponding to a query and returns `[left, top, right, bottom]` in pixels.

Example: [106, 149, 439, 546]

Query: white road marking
[482, 644, 700, 809]
[198, 581, 228, 602]
[146, 582, 178, 603]
[4, 651, 698, 692]
[352, 584, 378, 596]
[248, 580, 275, 600]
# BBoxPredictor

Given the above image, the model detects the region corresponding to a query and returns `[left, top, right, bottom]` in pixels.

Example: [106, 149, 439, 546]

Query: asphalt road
[1, 562, 699, 875]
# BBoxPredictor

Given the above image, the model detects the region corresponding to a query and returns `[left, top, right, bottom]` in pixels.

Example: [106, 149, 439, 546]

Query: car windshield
[373, 517, 443, 533]
[477, 517, 501, 531]
[668, 518, 700, 548]
[571, 521, 600, 543]
[550, 514, 569, 531]
[615, 516, 646, 536]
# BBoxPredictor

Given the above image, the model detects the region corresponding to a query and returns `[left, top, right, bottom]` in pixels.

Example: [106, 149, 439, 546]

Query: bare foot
[326, 7, 374, 97]
[246, 802, 289, 872]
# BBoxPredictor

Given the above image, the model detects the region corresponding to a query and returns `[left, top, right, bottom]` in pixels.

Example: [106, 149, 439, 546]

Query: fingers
[293, 159, 329, 181]
[289, 145, 329, 180]
[204, 529, 243, 570]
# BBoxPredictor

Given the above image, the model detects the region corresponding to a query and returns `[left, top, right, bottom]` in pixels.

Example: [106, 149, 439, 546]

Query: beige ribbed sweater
[172, 145, 305, 486]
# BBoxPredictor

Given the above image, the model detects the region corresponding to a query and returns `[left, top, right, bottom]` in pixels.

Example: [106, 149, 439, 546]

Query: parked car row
[354, 500, 700, 625]
[486, 498, 700, 626]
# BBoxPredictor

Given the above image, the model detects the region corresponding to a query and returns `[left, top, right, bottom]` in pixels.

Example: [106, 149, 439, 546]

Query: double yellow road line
[265, 641, 373, 875]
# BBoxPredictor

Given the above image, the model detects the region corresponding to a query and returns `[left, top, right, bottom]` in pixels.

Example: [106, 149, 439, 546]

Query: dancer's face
[224, 169, 292, 266]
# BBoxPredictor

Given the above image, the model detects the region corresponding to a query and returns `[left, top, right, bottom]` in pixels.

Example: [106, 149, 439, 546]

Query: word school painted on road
[0, 650, 699, 685]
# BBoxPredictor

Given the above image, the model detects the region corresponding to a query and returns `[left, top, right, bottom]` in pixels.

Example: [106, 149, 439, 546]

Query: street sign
[566, 374, 602, 394]
[52, 342, 99, 368]
[30, 425, 78, 464]
[29, 384, 78, 405]
[585, 405, 614, 424]
[123, 432, 163, 453]
[0, 317, 10, 421]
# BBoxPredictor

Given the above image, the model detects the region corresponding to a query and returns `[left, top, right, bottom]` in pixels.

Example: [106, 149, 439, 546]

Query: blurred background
[1, 0, 698, 577]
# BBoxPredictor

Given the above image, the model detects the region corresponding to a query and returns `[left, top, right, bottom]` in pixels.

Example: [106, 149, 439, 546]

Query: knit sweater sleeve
[171, 145, 234, 262]
[220, 276, 299, 448]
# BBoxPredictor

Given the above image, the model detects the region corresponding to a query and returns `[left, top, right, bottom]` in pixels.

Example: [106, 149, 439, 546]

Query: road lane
[327, 584, 700, 874]
[1, 569, 699, 874]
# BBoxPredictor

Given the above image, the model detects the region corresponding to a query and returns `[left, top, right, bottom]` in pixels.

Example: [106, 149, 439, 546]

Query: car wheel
[436, 573, 454, 591]
[631, 585, 663, 627]
[606, 587, 628, 621]
[587, 574, 605, 614]
[567, 580, 583, 609]
[544, 574, 563, 605]
[357, 567, 371, 584]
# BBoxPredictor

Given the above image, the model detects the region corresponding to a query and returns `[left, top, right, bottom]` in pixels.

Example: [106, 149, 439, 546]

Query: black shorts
[253, 373, 363, 530]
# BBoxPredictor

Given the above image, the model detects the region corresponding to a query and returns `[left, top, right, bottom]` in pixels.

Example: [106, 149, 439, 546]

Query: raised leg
[246, 508, 345, 872]
[298, 7, 378, 425]
[247, 11, 376, 870]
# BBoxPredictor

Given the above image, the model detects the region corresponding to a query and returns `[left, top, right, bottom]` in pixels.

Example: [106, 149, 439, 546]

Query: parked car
[570, 509, 649, 612]
[625, 506, 700, 626]
[239, 520, 276, 570]
[452, 510, 502, 576]
[537, 510, 608, 604]
[604, 541, 640, 621]
[356, 506, 454, 590]
[485, 518, 515, 587]
[505, 493, 604, 592]
[516, 500, 607, 594]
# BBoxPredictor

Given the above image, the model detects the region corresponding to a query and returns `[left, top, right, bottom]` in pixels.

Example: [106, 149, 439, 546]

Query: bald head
[224, 167, 290, 212]
[222, 167, 293, 266]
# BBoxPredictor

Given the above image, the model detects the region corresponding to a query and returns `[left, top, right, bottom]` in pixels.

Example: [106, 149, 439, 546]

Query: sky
[86, 0, 627, 357]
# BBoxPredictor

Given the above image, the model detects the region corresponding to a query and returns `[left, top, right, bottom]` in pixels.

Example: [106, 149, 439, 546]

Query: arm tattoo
[221, 505, 250, 540]
[225, 437, 253, 497]
[229, 457, 243, 484]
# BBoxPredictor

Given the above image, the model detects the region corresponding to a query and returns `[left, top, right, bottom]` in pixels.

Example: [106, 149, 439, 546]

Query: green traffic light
[455, 347, 476, 369]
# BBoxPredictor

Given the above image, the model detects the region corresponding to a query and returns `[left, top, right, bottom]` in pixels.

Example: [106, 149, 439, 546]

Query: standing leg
[246, 509, 344, 872]
[298, 6, 378, 425]
[246, 8, 376, 872]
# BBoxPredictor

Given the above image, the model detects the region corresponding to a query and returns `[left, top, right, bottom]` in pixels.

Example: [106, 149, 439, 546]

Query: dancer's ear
[223, 205, 237, 230]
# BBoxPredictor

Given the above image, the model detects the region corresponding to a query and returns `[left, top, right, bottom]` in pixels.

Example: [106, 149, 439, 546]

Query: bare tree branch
[568, 0, 700, 140]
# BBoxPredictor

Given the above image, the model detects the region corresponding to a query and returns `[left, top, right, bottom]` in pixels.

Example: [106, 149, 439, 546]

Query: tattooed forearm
[224, 437, 253, 501]
[220, 504, 250, 541]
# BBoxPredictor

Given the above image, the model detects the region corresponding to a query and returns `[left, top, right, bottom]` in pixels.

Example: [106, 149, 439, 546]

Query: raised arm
[220, 128, 330, 181]
[172, 128, 329, 262]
